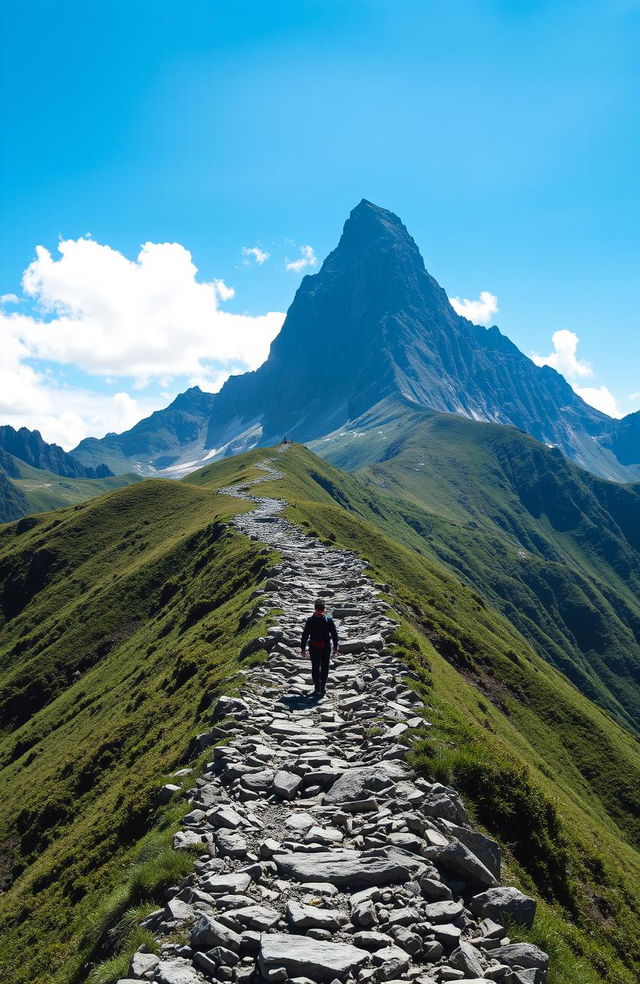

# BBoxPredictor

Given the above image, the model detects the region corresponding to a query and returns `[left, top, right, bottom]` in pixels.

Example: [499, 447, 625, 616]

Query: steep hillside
[0, 471, 28, 524]
[0, 451, 141, 522]
[0, 472, 273, 982]
[1, 446, 639, 984]
[312, 401, 640, 734]
[190, 448, 640, 982]
[72, 201, 639, 481]
[0, 425, 112, 479]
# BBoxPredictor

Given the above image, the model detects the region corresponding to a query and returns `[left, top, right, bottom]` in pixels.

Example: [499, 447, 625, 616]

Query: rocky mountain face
[73, 386, 217, 475]
[71, 200, 640, 481]
[601, 410, 640, 467]
[0, 425, 113, 479]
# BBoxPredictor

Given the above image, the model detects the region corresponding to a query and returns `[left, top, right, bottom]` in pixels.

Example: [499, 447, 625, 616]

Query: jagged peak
[338, 199, 417, 251]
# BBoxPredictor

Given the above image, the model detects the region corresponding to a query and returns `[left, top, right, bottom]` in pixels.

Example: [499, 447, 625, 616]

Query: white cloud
[242, 246, 270, 265]
[449, 290, 499, 326]
[0, 293, 20, 305]
[573, 385, 622, 419]
[0, 377, 167, 450]
[530, 330, 623, 418]
[285, 244, 317, 273]
[531, 329, 592, 378]
[0, 236, 286, 448]
[7, 238, 284, 383]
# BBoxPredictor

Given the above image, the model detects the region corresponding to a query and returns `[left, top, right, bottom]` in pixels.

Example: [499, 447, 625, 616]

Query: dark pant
[310, 644, 331, 692]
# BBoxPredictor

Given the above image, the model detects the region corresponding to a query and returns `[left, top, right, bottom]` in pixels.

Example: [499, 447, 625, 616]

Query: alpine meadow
[1, 6, 638, 984]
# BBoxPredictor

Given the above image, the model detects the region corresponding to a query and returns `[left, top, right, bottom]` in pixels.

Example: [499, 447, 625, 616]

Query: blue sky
[0, 0, 638, 447]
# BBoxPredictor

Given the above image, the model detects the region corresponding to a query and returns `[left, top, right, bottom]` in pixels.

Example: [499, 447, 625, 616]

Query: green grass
[0, 452, 141, 523]
[312, 402, 640, 735]
[230, 443, 640, 983]
[1, 442, 640, 983]
[0, 475, 272, 982]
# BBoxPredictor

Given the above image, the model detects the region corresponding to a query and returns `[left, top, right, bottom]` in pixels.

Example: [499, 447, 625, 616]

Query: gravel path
[124, 448, 548, 984]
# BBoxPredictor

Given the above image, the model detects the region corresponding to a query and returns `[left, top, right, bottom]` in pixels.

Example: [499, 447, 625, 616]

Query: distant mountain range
[71, 199, 640, 481]
[0, 425, 136, 523]
[0, 426, 113, 479]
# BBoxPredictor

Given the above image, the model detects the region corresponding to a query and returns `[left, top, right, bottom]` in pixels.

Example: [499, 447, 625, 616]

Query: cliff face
[0, 425, 112, 478]
[72, 200, 639, 480]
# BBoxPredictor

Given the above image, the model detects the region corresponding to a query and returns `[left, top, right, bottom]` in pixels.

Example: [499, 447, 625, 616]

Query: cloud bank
[531, 329, 592, 378]
[573, 385, 621, 418]
[449, 290, 499, 325]
[0, 237, 286, 447]
[531, 329, 622, 418]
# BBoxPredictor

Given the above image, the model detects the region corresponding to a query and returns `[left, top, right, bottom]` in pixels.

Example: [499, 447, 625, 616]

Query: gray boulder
[200, 872, 252, 894]
[424, 841, 499, 888]
[370, 944, 411, 978]
[470, 886, 536, 929]
[490, 943, 549, 971]
[129, 952, 160, 977]
[287, 900, 344, 930]
[153, 961, 202, 984]
[191, 913, 243, 951]
[212, 695, 249, 720]
[258, 934, 369, 982]
[273, 849, 411, 888]
[441, 821, 500, 879]
[424, 900, 463, 923]
[221, 904, 280, 931]
[273, 769, 303, 799]
[325, 763, 407, 804]
[450, 942, 484, 977]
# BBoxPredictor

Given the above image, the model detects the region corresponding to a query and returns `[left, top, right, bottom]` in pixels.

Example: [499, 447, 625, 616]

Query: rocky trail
[121, 448, 549, 984]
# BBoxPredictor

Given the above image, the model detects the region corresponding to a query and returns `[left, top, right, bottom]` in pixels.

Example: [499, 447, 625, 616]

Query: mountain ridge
[0, 425, 113, 480]
[70, 200, 640, 481]
[1, 444, 640, 982]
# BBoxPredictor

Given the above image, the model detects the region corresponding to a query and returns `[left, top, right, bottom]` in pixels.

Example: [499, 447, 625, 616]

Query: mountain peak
[339, 199, 416, 251]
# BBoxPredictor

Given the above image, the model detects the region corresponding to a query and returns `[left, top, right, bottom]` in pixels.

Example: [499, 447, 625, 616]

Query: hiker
[300, 598, 339, 698]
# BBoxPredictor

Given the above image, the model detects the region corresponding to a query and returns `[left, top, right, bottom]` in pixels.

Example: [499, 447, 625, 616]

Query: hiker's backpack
[308, 614, 332, 649]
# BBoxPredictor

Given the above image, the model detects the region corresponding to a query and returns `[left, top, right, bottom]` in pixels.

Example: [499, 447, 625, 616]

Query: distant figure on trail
[300, 599, 339, 698]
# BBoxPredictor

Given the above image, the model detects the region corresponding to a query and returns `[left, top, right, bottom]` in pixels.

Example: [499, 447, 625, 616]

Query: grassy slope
[7, 456, 142, 513]
[0, 452, 141, 524]
[0, 467, 275, 983]
[1, 445, 639, 983]
[312, 406, 640, 735]
[190, 446, 640, 983]
[0, 472, 28, 524]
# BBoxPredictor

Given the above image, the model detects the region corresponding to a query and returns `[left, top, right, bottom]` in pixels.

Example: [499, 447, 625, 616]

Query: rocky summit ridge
[123, 447, 548, 984]
[72, 199, 640, 482]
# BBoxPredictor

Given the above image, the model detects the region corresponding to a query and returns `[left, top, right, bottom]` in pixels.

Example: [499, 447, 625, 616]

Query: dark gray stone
[424, 841, 499, 888]
[258, 934, 369, 982]
[490, 943, 549, 971]
[470, 887, 536, 929]
[274, 849, 411, 888]
[191, 914, 243, 952]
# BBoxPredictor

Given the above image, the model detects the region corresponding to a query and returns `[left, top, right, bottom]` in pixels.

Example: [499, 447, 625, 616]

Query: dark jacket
[301, 613, 339, 651]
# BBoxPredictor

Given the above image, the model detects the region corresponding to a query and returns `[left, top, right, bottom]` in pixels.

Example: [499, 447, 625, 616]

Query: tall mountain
[0, 425, 113, 479]
[72, 200, 640, 480]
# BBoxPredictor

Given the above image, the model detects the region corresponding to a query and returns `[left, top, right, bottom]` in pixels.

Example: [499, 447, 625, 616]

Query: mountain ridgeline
[0, 426, 113, 480]
[2, 200, 640, 982]
[0, 445, 639, 984]
[0, 426, 137, 523]
[72, 199, 640, 481]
